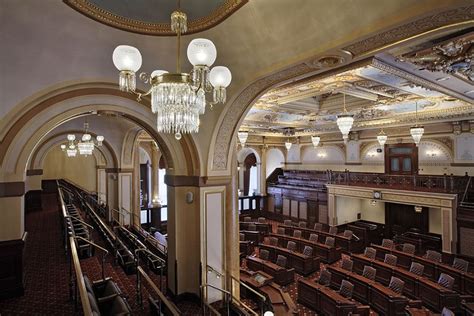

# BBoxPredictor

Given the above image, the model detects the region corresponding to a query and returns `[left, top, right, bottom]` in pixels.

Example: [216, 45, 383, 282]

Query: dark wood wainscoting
[25, 190, 42, 212]
[385, 203, 428, 237]
[0, 233, 27, 299]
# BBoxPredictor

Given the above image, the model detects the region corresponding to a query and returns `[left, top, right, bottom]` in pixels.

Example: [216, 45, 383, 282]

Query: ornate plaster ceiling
[64, 0, 247, 35]
[242, 32, 474, 138]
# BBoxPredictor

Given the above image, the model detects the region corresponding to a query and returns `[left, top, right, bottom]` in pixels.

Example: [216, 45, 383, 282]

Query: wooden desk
[297, 279, 370, 316]
[351, 253, 460, 312]
[269, 233, 341, 263]
[328, 265, 408, 316]
[240, 240, 254, 256]
[246, 256, 295, 286]
[371, 244, 474, 295]
[240, 230, 263, 243]
[240, 222, 271, 234]
[259, 244, 320, 276]
[278, 224, 364, 253]
[240, 269, 298, 315]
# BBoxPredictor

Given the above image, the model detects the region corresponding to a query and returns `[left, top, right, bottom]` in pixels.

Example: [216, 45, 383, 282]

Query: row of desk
[268, 233, 341, 263]
[371, 244, 474, 295]
[259, 243, 320, 276]
[239, 221, 272, 234]
[327, 265, 417, 316]
[351, 253, 460, 312]
[297, 279, 370, 316]
[278, 224, 364, 253]
[246, 256, 295, 285]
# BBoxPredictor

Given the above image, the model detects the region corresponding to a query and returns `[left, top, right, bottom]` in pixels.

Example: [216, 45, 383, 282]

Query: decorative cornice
[64, 0, 248, 36]
[371, 58, 473, 103]
[342, 6, 474, 57]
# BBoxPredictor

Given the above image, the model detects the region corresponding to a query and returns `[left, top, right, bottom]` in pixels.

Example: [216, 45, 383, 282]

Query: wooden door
[385, 144, 418, 175]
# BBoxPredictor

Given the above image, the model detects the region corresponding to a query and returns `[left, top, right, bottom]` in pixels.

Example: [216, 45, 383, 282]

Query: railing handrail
[69, 236, 93, 316]
[73, 235, 109, 280]
[65, 215, 94, 230]
[230, 275, 266, 301]
[137, 266, 181, 315]
[86, 201, 116, 241]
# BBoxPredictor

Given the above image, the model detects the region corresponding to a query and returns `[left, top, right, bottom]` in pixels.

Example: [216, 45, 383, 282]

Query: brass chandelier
[112, 0, 232, 139]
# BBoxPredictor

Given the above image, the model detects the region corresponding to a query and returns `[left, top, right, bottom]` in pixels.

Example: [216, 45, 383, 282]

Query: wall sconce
[414, 205, 423, 213]
[317, 152, 327, 158]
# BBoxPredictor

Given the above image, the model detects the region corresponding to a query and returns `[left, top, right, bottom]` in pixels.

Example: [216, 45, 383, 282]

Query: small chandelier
[414, 205, 423, 213]
[410, 101, 424, 147]
[285, 139, 292, 151]
[377, 129, 388, 147]
[65, 122, 104, 157]
[112, 1, 231, 139]
[336, 93, 354, 144]
[238, 131, 249, 147]
[311, 135, 320, 148]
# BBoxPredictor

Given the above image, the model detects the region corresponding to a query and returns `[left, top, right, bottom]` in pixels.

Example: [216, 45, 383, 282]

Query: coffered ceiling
[241, 31, 474, 138]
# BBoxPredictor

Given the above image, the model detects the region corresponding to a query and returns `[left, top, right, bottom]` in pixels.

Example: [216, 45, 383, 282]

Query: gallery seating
[362, 265, 376, 281]
[246, 255, 295, 285]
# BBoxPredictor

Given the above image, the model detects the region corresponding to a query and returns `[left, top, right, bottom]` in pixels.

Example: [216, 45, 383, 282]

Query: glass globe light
[151, 70, 168, 78]
[96, 135, 104, 142]
[60, 144, 66, 151]
[82, 133, 92, 141]
[67, 134, 76, 142]
[311, 135, 320, 148]
[175, 132, 182, 140]
[336, 114, 354, 143]
[264, 312, 274, 316]
[112, 45, 142, 72]
[187, 39, 217, 67]
[209, 66, 232, 88]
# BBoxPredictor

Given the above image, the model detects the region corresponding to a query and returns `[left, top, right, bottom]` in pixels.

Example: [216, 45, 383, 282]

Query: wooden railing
[238, 195, 265, 213]
[69, 236, 93, 316]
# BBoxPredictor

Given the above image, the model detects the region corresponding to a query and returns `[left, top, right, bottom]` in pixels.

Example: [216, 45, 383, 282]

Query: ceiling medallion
[305, 55, 345, 69]
[64, 0, 248, 36]
[112, 1, 232, 139]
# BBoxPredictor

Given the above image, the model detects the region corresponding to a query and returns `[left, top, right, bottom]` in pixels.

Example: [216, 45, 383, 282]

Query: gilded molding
[342, 6, 474, 57]
[64, 0, 248, 36]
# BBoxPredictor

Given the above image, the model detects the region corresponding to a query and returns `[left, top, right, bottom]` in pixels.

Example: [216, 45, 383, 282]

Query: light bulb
[96, 135, 104, 142]
[187, 38, 217, 67]
[112, 45, 142, 72]
[60, 144, 66, 151]
[175, 132, 182, 140]
[67, 134, 76, 141]
[209, 66, 232, 88]
[82, 133, 92, 141]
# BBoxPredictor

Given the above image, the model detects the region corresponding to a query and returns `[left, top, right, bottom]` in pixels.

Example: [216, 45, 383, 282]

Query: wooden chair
[309, 233, 318, 243]
[438, 273, 455, 290]
[362, 265, 376, 281]
[244, 216, 252, 222]
[388, 276, 404, 294]
[452, 257, 469, 272]
[402, 243, 416, 255]
[339, 280, 354, 299]
[276, 227, 285, 235]
[325, 237, 335, 248]
[384, 254, 398, 266]
[382, 238, 394, 249]
[341, 258, 353, 272]
[303, 246, 313, 257]
[409, 262, 424, 276]
[287, 241, 297, 252]
[260, 249, 270, 261]
[314, 223, 323, 231]
[276, 255, 287, 268]
[293, 230, 302, 238]
[329, 226, 338, 235]
[284, 219, 292, 226]
[318, 269, 332, 286]
[268, 237, 278, 246]
[364, 247, 376, 260]
[257, 217, 266, 223]
[426, 250, 442, 263]
[298, 221, 307, 228]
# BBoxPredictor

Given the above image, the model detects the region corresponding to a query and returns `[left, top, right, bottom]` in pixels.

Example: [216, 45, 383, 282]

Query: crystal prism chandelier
[238, 131, 248, 147]
[410, 101, 424, 147]
[336, 93, 354, 144]
[311, 135, 320, 148]
[112, 1, 232, 139]
[65, 122, 104, 157]
[377, 129, 388, 147]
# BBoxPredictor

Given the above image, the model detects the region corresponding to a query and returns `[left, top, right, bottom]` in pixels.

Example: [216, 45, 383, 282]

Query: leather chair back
[325, 236, 335, 248]
[341, 258, 353, 272]
[453, 258, 469, 272]
[364, 247, 376, 259]
[362, 265, 376, 281]
[319, 269, 332, 286]
[309, 233, 318, 243]
[276, 227, 285, 235]
[239, 233, 245, 241]
[303, 246, 313, 256]
[244, 216, 251, 222]
[438, 273, 455, 290]
[314, 223, 323, 231]
[329, 226, 338, 235]
[260, 249, 270, 261]
[388, 276, 404, 294]
[384, 254, 398, 266]
[426, 250, 442, 262]
[298, 221, 307, 228]
[382, 238, 394, 249]
[257, 217, 266, 223]
[409, 262, 424, 276]
[276, 255, 287, 268]
[284, 219, 292, 226]
[287, 241, 297, 251]
[402, 243, 416, 255]
[268, 237, 278, 246]
[339, 280, 354, 299]
[293, 230, 302, 238]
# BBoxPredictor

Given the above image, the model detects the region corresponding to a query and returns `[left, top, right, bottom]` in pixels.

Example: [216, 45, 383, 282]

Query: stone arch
[361, 142, 384, 164]
[301, 144, 345, 163]
[0, 82, 201, 182]
[237, 146, 261, 164]
[419, 139, 452, 162]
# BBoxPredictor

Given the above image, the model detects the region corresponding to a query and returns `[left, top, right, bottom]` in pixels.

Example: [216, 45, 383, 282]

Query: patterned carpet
[0, 193, 75, 315]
